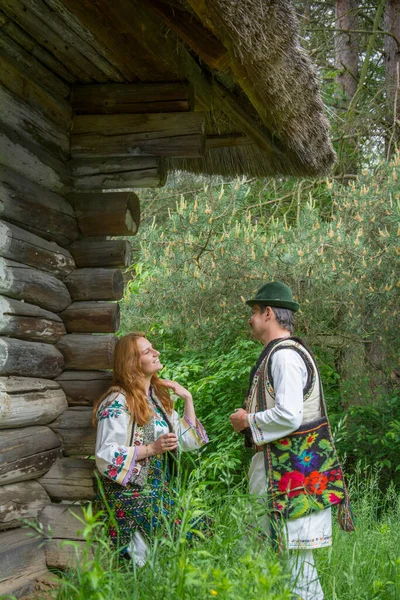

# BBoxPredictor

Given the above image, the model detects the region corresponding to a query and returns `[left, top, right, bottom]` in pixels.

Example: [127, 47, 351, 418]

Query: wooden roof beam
[142, 0, 230, 71]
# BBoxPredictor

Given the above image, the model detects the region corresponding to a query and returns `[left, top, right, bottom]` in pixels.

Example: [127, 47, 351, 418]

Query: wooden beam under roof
[143, 0, 230, 71]
[59, 0, 179, 82]
[71, 83, 193, 114]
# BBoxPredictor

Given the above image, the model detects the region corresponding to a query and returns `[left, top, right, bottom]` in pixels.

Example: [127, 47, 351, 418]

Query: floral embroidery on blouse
[106, 446, 129, 480]
[154, 405, 168, 428]
[98, 398, 126, 421]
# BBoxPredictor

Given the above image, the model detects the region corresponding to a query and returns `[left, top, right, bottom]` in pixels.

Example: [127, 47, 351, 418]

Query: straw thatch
[171, 0, 336, 177]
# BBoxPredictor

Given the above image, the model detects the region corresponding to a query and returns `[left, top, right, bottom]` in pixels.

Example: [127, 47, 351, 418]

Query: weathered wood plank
[50, 408, 95, 456]
[70, 156, 167, 190]
[69, 240, 132, 268]
[64, 268, 124, 301]
[0, 129, 67, 193]
[0, 27, 70, 98]
[56, 334, 117, 370]
[0, 258, 71, 313]
[56, 370, 112, 406]
[39, 503, 85, 540]
[44, 0, 131, 81]
[0, 221, 75, 278]
[0, 54, 72, 129]
[143, 0, 229, 70]
[70, 192, 140, 237]
[45, 539, 88, 571]
[0, 8, 77, 84]
[39, 457, 95, 501]
[59, 0, 178, 81]
[0, 85, 69, 159]
[60, 301, 120, 334]
[0, 165, 78, 247]
[0, 426, 61, 486]
[0, 376, 68, 429]
[3, 0, 114, 83]
[0, 481, 50, 531]
[0, 337, 65, 378]
[71, 82, 192, 114]
[0, 296, 65, 343]
[71, 112, 206, 158]
[0, 528, 48, 598]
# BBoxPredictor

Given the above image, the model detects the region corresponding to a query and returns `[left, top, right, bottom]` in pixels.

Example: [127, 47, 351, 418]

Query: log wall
[0, 56, 135, 597]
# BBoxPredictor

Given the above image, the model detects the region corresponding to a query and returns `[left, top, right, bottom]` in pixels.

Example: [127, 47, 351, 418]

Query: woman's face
[136, 336, 163, 377]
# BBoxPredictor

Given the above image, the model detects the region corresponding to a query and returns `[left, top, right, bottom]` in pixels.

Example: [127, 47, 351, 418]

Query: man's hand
[230, 408, 249, 432]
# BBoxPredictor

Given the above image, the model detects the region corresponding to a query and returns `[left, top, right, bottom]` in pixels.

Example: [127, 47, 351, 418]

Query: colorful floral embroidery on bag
[266, 418, 344, 519]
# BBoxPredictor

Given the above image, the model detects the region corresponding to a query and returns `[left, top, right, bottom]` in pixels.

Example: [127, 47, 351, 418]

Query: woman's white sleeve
[247, 349, 307, 445]
[95, 393, 140, 486]
[171, 410, 209, 451]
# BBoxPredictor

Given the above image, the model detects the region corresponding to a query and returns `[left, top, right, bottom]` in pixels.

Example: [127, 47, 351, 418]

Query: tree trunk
[384, 0, 400, 155]
[335, 0, 359, 174]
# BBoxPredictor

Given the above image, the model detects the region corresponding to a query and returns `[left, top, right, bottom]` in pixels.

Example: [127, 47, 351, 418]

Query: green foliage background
[121, 157, 400, 489]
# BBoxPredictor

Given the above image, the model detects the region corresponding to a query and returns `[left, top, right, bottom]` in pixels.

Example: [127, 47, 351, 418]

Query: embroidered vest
[245, 338, 321, 425]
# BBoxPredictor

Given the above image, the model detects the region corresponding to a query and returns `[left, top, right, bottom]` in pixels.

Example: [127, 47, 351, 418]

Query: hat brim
[246, 299, 300, 312]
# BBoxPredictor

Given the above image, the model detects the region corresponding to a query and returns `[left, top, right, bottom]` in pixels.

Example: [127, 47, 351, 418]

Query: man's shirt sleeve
[247, 348, 307, 445]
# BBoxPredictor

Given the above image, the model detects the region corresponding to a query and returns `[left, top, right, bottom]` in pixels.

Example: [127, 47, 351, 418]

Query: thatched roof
[0, 0, 335, 178]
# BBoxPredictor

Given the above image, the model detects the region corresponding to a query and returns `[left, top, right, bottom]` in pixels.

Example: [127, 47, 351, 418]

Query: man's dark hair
[259, 305, 294, 334]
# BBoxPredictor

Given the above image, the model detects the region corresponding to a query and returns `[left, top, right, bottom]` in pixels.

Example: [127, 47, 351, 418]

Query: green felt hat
[246, 281, 300, 312]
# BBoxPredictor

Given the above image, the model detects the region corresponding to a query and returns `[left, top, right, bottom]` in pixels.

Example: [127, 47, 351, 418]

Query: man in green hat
[229, 281, 331, 600]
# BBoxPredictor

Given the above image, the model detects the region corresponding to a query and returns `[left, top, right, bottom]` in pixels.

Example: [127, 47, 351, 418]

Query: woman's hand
[150, 432, 178, 454]
[160, 379, 192, 402]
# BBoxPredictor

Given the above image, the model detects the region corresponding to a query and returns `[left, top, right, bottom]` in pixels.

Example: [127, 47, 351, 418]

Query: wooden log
[71, 112, 206, 158]
[0, 165, 79, 246]
[0, 296, 66, 343]
[70, 156, 166, 190]
[0, 129, 67, 193]
[39, 457, 95, 501]
[0, 84, 69, 160]
[143, 0, 230, 71]
[0, 0, 112, 83]
[40, 504, 85, 540]
[0, 29, 69, 99]
[45, 540, 88, 571]
[70, 192, 140, 237]
[44, 0, 135, 81]
[0, 376, 68, 429]
[71, 82, 192, 114]
[0, 426, 61, 486]
[0, 481, 50, 531]
[56, 334, 117, 370]
[69, 240, 132, 268]
[0, 258, 71, 313]
[0, 528, 48, 598]
[64, 268, 124, 301]
[56, 371, 112, 407]
[0, 337, 64, 379]
[60, 302, 120, 334]
[50, 408, 95, 456]
[0, 54, 72, 130]
[0, 221, 75, 278]
[0, 8, 76, 84]
[59, 0, 178, 82]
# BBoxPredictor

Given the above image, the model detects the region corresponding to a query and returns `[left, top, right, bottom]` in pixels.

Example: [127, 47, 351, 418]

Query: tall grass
[50, 465, 399, 600]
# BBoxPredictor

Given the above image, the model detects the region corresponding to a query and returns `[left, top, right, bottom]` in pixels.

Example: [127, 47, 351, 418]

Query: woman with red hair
[93, 332, 208, 565]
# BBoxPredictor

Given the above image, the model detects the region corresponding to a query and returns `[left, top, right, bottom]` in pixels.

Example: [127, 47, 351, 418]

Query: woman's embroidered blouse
[95, 391, 208, 487]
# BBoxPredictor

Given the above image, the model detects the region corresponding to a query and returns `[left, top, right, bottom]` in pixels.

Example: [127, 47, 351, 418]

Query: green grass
[51, 468, 399, 600]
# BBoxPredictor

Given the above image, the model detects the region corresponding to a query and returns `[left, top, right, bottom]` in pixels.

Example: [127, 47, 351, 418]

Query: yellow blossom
[385, 284, 393, 292]
[328, 228, 334, 238]
[298, 250, 304, 257]
[210, 591, 218, 597]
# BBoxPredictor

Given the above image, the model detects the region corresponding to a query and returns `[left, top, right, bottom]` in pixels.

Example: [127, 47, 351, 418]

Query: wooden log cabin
[0, 0, 335, 595]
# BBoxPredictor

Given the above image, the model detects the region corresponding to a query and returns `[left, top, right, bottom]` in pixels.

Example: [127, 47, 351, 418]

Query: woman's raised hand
[160, 379, 192, 401]
[151, 432, 178, 454]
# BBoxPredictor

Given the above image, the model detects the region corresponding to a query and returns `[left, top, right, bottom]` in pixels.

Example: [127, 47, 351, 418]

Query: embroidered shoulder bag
[259, 339, 356, 531]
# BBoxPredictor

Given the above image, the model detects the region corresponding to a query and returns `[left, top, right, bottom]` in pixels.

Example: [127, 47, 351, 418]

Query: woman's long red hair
[92, 333, 173, 426]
